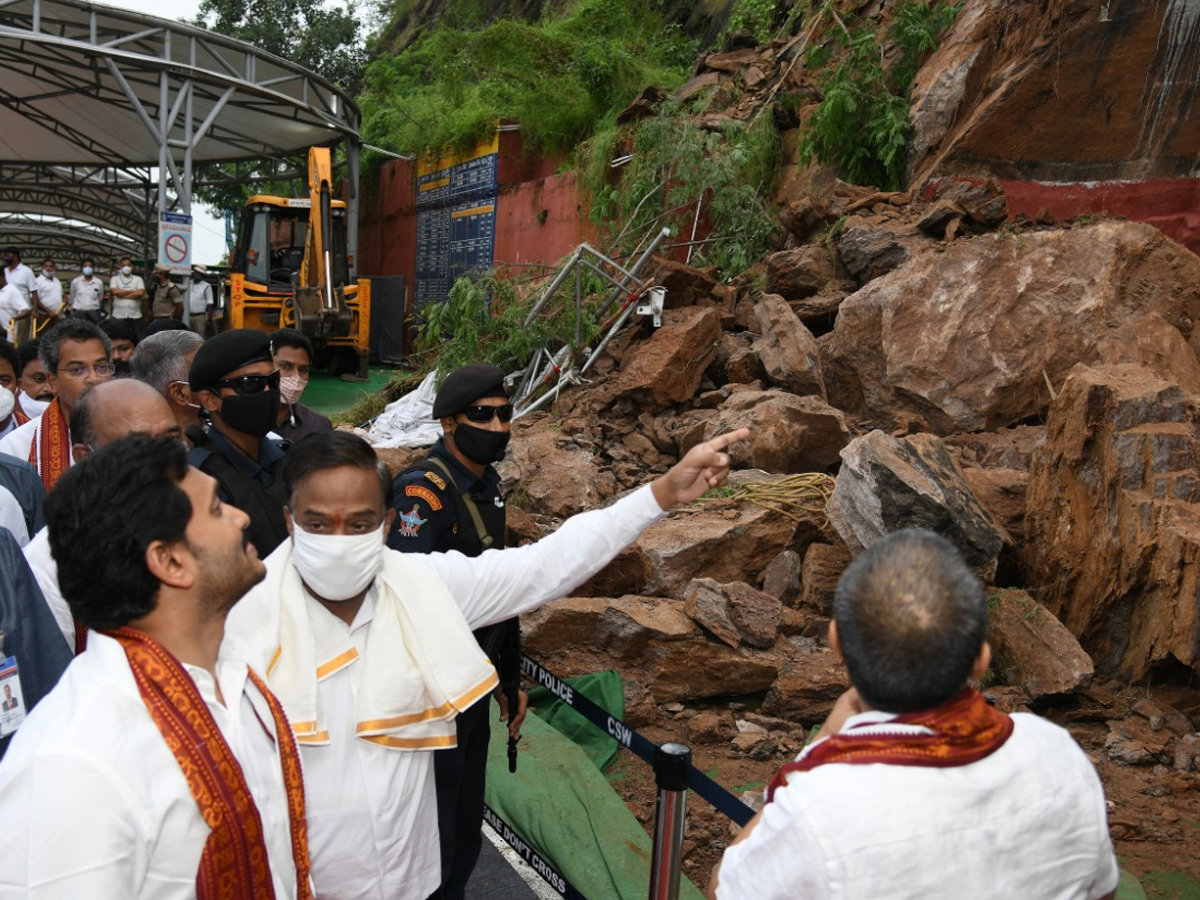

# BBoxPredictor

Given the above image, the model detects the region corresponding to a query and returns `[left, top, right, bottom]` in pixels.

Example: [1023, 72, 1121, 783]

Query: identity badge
[0, 656, 26, 736]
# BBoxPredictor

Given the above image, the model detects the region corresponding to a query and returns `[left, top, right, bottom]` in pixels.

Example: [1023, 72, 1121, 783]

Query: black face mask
[452, 423, 510, 465]
[218, 389, 280, 437]
[112, 360, 132, 379]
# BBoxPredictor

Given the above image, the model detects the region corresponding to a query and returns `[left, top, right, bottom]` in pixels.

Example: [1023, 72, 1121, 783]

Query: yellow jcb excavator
[226, 147, 370, 377]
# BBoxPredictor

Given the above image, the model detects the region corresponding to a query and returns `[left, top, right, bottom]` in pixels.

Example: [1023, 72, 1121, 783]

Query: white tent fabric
[366, 371, 443, 449]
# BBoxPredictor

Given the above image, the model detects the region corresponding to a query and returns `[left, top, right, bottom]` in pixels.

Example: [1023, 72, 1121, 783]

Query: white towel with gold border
[223, 541, 497, 751]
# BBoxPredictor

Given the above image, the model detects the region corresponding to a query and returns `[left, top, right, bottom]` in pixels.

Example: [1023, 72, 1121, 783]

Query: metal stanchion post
[648, 742, 691, 900]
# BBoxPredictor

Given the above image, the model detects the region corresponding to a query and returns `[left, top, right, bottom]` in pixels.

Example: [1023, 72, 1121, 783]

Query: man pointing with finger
[222, 426, 749, 900]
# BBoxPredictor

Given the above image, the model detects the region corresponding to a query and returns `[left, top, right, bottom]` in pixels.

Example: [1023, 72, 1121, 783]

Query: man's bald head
[70, 379, 180, 458]
[832, 529, 988, 714]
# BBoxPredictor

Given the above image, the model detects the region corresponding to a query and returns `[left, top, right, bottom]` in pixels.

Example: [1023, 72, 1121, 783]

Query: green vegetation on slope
[359, 0, 698, 161]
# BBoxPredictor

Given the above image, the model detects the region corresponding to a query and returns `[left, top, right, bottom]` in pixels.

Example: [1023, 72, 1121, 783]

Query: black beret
[189, 328, 273, 390]
[432, 363, 508, 419]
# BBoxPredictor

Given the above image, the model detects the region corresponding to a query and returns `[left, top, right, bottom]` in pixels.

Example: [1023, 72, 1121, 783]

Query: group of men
[1, 246, 216, 343]
[0, 314, 1122, 900]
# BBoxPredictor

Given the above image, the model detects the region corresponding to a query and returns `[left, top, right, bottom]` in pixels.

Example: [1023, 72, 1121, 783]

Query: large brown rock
[680, 390, 849, 473]
[521, 595, 781, 701]
[827, 430, 1008, 573]
[987, 589, 1094, 699]
[752, 293, 825, 398]
[497, 414, 616, 519]
[764, 247, 837, 300]
[724, 581, 783, 650]
[822, 221, 1200, 433]
[592, 306, 723, 414]
[761, 641, 849, 725]
[1025, 363, 1200, 678]
[684, 578, 741, 648]
[616, 499, 807, 598]
[799, 542, 852, 616]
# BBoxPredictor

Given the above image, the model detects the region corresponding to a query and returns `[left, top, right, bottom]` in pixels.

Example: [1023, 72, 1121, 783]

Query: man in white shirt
[222, 428, 747, 900]
[67, 258, 105, 324]
[108, 256, 146, 323]
[3, 248, 40, 345]
[708, 529, 1120, 900]
[34, 259, 64, 325]
[189, 265, 214, 335]
[0, 433, 314, 898]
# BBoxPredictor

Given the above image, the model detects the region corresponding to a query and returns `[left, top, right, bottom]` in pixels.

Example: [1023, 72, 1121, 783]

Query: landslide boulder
[498, 413, 616, 519]
[1025, 363, 1200, 679]
[987, 589, 1094, 699]
[827, 430, 1008, 574]
[752, 293, 826, 398]
[821, 221, 1200, 433]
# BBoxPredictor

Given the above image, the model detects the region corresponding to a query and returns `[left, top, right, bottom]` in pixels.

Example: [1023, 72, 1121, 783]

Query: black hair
[15, 340, 40, 378]
[282, 431, 393, 511]
[3, 247, 19, 260]
[39, 319, 111, 373]
[101, 318, 140, 346]
[44, 434, 192, 630]
[269, 327, 314, 362]
[0, 341, 17, 378]
[832, 529, 988, 713]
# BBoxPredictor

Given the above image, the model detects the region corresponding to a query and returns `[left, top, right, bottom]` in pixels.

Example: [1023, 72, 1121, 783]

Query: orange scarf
[105, 627, 313, 900]
[29, 397, 71, 492]
[767, 688, 1013, 802]
[12, 405, 29, 426]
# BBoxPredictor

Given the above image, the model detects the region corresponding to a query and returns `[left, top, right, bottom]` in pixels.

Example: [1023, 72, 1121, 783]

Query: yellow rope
[700, 473, 837, 524]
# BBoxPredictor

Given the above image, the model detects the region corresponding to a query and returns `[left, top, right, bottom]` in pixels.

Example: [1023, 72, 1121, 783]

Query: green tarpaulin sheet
[485, 670, 705, 900]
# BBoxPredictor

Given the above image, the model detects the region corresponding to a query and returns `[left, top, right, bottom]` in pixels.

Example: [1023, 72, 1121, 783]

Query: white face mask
[279, 374, 307, 406]
[42, 269, 54, 278]
[0, 389, 13, 422]
[19, 395, 50, 417]
[82, 266, 93, 276]
[290, 520, 385, 601]
[121, 265, 133, 276]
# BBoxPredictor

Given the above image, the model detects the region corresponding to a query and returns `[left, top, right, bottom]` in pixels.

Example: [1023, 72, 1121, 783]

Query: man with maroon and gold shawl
[0, 434, 313, 900]
[709, 529, 1119, 900]
[0, 319, 113, 491]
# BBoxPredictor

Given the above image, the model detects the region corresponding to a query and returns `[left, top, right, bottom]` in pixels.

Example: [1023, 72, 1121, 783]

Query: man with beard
[0, 434, 314, 897]
[188, 329, 289, 555]
[101, 319, 139, 377]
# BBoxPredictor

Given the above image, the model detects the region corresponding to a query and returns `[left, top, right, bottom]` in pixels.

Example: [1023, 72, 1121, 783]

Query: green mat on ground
[526, 670, 624, 772]
[1117, 867, 1149, 900]
[486, 672, 705, 900]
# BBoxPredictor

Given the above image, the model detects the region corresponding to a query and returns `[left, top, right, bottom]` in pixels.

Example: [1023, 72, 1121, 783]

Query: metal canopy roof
[0, 213, 142, 264]
[0, 0, 362, 266]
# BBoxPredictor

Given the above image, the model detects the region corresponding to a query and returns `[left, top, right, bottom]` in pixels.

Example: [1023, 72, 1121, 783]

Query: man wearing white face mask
[221, 427, 749, 900]
[270, 328, 332, 443]
[68, 258, 104, 324]
[108, 256, 146, 323]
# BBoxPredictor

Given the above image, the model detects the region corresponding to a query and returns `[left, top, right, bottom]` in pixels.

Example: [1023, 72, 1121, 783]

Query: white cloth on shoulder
[226, 540, 497, 750]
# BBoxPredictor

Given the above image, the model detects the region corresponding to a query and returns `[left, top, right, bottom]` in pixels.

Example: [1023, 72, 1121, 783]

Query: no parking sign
[158, 211, 192, 275]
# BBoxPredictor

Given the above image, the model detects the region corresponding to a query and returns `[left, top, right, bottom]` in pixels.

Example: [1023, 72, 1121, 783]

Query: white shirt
[0, 484, 28, 546]
[109, 273, 145, 318]
[0, 631, 302, 900]
[0, 415, 37, 461]
[189, 280, 214, 314]
[69, 274, 104, 311]
[4, 263, 37, 305]
[224, 484, 666, 900]
[23, 527, 71, 646]
[0, 284, 26, 342]
[716, 710, 1121, 900]
[34, 274, 63, 314]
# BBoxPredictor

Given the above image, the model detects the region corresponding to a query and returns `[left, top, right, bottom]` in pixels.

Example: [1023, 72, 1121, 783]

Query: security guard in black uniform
[388, 363, 527, 900]
[187, 329, 290, 556]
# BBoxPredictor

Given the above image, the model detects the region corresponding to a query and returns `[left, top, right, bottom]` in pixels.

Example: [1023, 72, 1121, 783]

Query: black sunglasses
[212, 369, 281, 396]
[461, 403, 513, 424]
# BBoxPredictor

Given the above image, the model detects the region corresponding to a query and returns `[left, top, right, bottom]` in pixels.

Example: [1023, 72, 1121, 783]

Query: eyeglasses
[461, 403, 513, 424]
[60, 363, 115, 378]
[211, 369, 281, 396]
